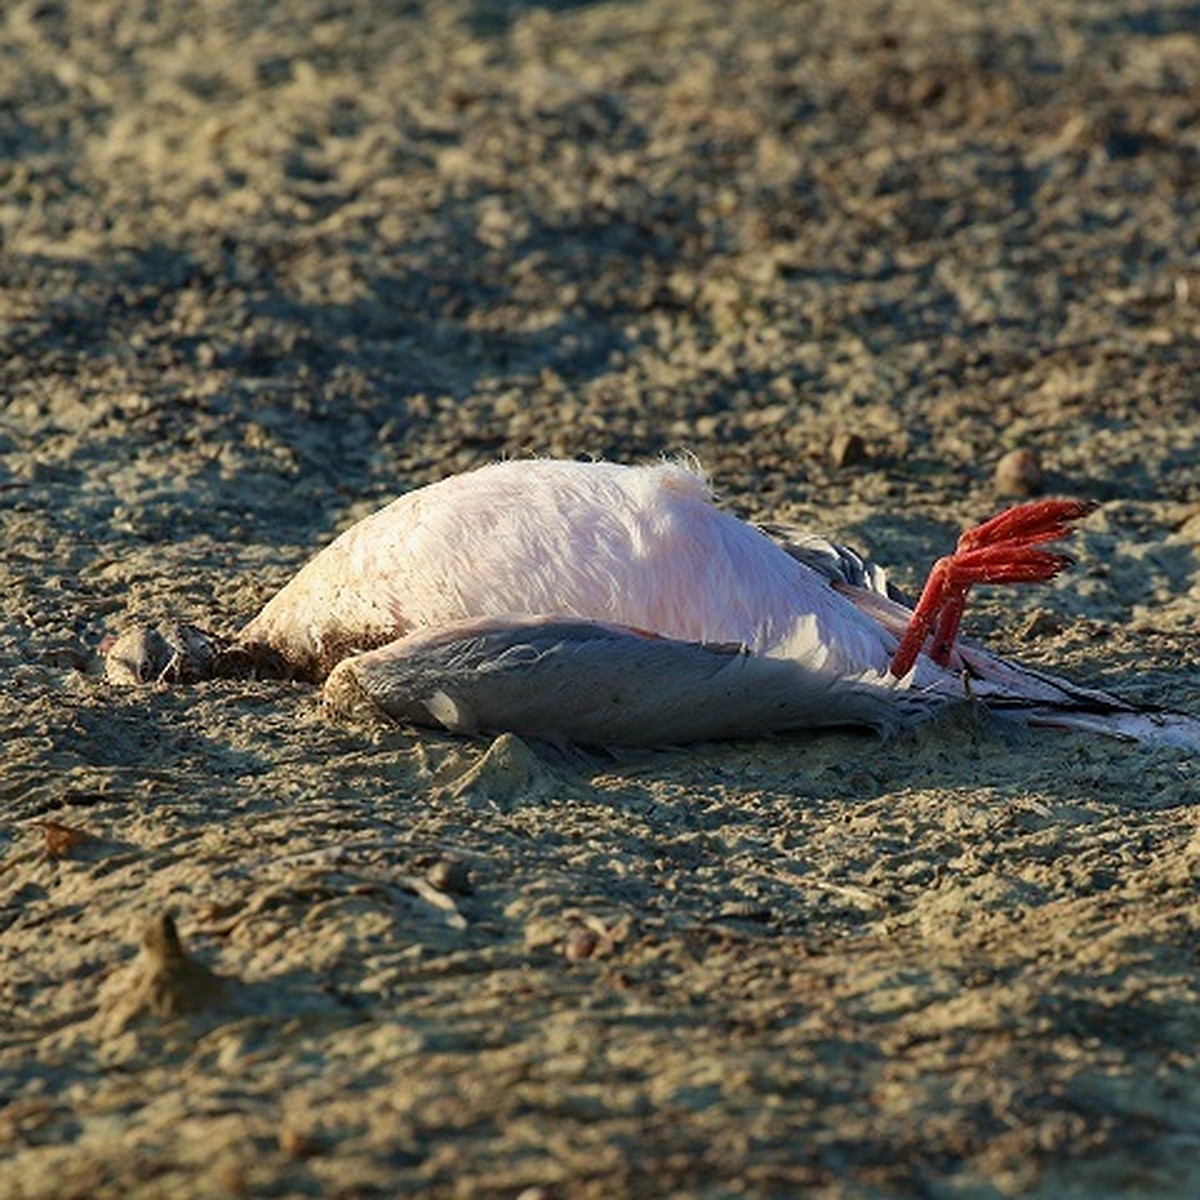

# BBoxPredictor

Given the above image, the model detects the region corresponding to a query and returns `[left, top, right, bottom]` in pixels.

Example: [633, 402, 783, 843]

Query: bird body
[242, 459, 895, 686]
[107, 458, 1200, 751]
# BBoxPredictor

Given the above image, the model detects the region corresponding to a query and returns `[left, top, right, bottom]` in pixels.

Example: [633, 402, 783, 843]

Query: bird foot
[888, 499, 1096, 679]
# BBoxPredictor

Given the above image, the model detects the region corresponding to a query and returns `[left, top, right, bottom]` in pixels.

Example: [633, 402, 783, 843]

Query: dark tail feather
[955, 644, 1200, 752]
[1000, 704, 1200, 750]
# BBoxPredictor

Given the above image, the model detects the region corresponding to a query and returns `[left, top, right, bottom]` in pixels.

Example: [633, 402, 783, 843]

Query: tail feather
[992, 704, 1200, 751]
[953, 643, 1200, 751]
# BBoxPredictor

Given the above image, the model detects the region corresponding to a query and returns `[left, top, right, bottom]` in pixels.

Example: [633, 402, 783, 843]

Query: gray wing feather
[324, 616, 934, 747]
[758, 523, 910, 604]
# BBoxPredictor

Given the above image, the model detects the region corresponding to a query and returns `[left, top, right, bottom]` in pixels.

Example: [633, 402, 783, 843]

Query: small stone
[278, 1128, 323, 1159]
[213, 1166, 249, 1196]
[829, 431, 867, 468]
[426, 858, 472, 896]
[563, 931, 598, 962]
[994, 448, 1044, 496]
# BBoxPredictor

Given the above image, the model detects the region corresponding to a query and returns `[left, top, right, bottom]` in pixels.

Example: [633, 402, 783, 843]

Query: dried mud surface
[2, 1, 1200, 1196]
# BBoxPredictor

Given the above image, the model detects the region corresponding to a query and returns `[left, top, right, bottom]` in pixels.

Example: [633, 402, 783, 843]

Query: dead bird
[104, 458, 1199, 750]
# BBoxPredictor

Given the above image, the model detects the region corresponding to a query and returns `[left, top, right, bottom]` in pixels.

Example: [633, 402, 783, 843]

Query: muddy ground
[2, 0, 1199, 1196]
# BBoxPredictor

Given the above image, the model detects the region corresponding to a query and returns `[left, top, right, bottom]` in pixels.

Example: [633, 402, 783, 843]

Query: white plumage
[242, 459, 895, 683]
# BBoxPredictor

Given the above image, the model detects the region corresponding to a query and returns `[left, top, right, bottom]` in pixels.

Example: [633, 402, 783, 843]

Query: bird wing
[321, 615, 934, 747]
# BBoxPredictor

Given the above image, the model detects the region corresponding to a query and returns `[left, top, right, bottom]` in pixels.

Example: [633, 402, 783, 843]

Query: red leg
[888, 500, 1094, 678]
[889, 556, 957, 680]
[929, 585, 968, 665]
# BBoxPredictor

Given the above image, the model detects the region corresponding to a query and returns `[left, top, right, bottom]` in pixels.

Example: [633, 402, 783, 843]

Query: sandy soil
[2, 1, 1199, 1196]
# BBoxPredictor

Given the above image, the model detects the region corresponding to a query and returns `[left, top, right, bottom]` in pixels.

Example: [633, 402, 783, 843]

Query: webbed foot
[889, 499, 1096, 679]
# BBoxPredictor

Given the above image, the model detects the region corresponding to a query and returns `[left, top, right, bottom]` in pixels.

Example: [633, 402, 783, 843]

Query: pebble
[278, 1128, 323, 1159]
[426, 857, 472, 896]
[213, 1165, 249, 1196]
[994, 447, 1044, 496]
[563, 930, 598, 962]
